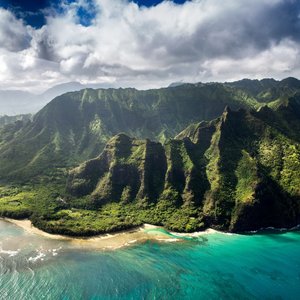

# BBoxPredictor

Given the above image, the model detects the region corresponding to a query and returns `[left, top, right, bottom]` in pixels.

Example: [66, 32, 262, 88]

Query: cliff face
[67, 134, 168, 205]
[1, 78, 300, 234]
[67, 95, 300, 232]
[2, 77, 299, 182]
[0, 84, 256, 181]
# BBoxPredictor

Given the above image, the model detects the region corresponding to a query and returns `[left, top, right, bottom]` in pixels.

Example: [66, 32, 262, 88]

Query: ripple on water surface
[0, 220, 300, 299]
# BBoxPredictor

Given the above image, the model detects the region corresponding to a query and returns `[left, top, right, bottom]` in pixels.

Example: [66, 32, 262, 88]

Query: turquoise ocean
[0, 220, 300, 299]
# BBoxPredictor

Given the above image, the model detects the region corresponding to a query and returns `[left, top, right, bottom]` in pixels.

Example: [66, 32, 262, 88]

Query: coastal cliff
[66, 94, 300, 233]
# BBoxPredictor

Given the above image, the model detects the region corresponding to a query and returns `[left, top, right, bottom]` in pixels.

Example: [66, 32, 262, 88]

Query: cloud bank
[0, 0, 299, 92]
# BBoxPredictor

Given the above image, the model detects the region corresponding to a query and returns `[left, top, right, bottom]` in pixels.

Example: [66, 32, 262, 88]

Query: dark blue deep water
[1, 220, 300, 299]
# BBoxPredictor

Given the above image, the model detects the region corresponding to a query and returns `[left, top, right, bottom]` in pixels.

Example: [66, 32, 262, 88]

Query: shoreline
[2, 218, 218, 250]
[3, 218, 297, 251]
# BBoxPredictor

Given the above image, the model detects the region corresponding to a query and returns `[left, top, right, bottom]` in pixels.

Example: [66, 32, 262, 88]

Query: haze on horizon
[0, 0, 299, 93]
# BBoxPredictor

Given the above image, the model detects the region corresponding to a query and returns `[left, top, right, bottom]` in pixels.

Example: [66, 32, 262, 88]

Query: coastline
[5, 218, 298, 251]
[2, 218, 218, 250]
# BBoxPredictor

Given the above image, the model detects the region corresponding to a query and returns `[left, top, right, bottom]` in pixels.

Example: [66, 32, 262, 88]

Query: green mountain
[0, 78, 299, 235]
[1, 78, 299, 182]
[225, 77, 300, 104]
[0, 84, 257, 181]
[62, 94, 300, 233]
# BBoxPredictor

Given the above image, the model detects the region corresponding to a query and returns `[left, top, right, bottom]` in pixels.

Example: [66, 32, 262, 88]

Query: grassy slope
[1, 78, 299, 182]
[0, 79, 300, 235]
[12, 94, 297, 235]
[0, 83, 262, 182]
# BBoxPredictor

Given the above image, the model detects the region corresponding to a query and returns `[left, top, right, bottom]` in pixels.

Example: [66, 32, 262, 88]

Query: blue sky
[0, 0, 49, 27]
[0, 0, 299, 92]
[0, 0, 188, 27]
[133, 0, 187, 7]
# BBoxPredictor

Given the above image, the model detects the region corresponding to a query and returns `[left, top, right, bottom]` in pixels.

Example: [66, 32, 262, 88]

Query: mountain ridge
[0, 78, 299, 235]
[1, 77, 299, 182]
[0, 82, 263, 180]
[62, 95, 300, 233]
[0, 81, 116, 116]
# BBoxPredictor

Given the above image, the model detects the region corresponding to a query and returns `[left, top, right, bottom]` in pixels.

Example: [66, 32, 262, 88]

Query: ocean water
[0, 220, 300, 299]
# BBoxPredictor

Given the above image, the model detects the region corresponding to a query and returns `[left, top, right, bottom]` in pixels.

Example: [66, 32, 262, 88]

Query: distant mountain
[1, 77, 299, 116]
[0, 81, 115, 116]
[0, 90, 36, 115]
[224, 78, 278, 97]
[168, 81, 186, 87]
[224, 77, 300, 103]
[39, 82, 85, 105]
[0, 83, 261, 180]
[0, 114, 31, 128]
[0, 78, 299, 181]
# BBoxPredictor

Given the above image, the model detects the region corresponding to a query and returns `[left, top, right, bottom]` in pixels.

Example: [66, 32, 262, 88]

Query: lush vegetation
[3, 78, 299, 181]
[64, 93, 300, 233]
[0, 78, 300, 235]
[0, 184, 65, 219]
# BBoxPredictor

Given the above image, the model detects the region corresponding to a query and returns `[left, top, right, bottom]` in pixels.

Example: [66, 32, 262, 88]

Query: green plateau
[0, 78, 300, 235]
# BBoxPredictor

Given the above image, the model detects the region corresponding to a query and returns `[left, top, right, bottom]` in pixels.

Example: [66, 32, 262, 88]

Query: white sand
[3, 218, 217, 250]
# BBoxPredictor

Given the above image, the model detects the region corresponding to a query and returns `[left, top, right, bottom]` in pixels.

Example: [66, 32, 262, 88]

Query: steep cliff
[65, 94, 300, 232]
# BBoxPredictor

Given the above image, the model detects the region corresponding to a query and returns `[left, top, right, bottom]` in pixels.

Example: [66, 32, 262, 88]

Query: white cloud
[202, 39, 300, 81]
[0, 0, 299, 92]
[0, 8, 31, 52]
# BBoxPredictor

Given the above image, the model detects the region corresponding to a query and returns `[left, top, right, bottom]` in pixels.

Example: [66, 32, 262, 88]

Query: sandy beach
[2, 218, 215, 250]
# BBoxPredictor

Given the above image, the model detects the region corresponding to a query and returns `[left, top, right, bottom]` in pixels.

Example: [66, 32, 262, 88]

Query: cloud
[0, 8, 31, 51]
[202, 39, 300, 81]
[0, 0, 300, 92]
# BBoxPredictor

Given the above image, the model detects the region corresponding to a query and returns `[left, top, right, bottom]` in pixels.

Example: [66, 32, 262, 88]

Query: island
[0, 78, 300, 236]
